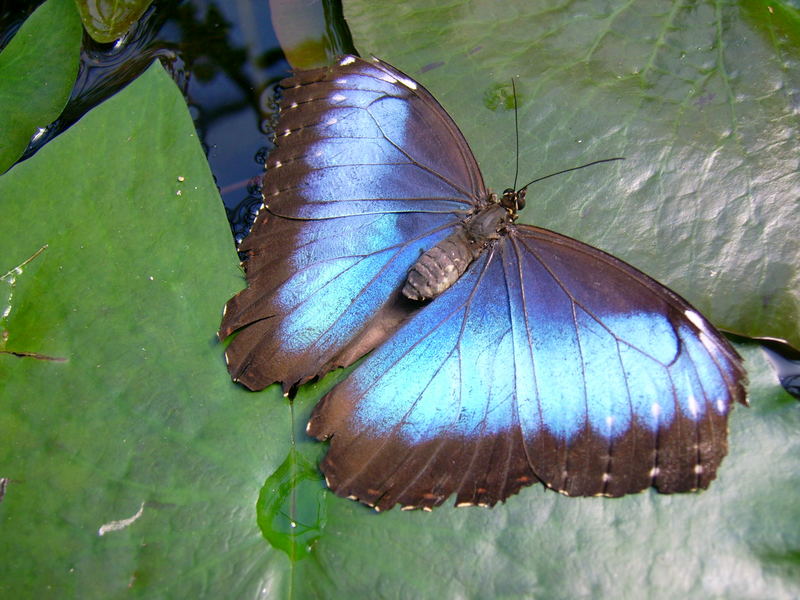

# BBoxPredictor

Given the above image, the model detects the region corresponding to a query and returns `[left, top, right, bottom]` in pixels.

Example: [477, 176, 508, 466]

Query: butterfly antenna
[518, 157, 624, 191]
[512, 79, 520, 191]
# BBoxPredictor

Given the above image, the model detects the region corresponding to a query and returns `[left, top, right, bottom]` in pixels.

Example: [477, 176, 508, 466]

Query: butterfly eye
[515, 188, 527, 210]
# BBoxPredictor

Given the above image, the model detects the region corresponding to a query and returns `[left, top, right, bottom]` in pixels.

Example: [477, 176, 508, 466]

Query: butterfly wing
[220, 56, 486, 390]
[307, 225, 746, 510]
[504, 225, 746, 496]
[307, 249, 540, 510]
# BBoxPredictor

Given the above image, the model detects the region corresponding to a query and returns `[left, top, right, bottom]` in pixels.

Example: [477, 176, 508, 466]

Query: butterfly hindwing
[307, 249, 541, 510]
[220, 57, 485, 390]
[307, 224, 745, 509]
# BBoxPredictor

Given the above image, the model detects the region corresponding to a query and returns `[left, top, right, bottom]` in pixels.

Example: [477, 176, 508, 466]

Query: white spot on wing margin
[684, 309, 705, 331]
[397, 76, 418, 90]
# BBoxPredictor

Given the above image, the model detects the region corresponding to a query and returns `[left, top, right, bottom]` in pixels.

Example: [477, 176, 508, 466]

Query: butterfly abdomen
[403, 203, 511, 301]
[402, 227, 476, 301]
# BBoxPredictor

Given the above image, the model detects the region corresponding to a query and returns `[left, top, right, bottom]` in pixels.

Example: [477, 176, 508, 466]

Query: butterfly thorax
[402, 190, 525, 301]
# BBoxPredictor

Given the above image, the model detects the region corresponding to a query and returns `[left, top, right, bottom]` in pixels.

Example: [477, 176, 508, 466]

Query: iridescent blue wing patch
[306, 224, 745, 510]
[307, 249, 540, 510]
[220, 57, 485, 390]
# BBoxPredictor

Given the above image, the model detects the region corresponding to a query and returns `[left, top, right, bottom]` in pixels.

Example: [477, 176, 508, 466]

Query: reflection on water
[1, 0, 288, 230]
[1, 1, 357, 242]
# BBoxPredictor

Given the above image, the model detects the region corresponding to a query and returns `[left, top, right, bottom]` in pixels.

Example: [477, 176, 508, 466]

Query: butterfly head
[500, 188, 526, 215]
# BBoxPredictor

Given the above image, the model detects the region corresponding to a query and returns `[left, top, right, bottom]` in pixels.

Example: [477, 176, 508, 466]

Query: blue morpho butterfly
[219, 55, 747, 511]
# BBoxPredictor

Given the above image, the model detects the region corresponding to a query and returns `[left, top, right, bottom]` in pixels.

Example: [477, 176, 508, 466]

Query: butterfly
[219, 55, 747, 511]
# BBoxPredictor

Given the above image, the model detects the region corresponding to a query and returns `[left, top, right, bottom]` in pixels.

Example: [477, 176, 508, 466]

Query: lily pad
[0, 0, 82, 174]
[0, 62, 290, 597]
[344, 0, 800, 348]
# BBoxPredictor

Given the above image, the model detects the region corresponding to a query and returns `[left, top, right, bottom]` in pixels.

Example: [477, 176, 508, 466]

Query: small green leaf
[74, 0, 155, 44]
[257, 446, 328, 561]
[0, 0, 82, 173]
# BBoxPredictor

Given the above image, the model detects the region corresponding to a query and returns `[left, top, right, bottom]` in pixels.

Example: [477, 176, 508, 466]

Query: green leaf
[0, 0, 82, 174]
[256, 445, 328, 562]
[344, 0, 800, 348]
[0, 62, 292, 597]
[74, 0, 155, 43]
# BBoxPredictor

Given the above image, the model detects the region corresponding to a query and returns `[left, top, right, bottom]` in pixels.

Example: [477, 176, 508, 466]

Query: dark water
[0, 0, 355, 242]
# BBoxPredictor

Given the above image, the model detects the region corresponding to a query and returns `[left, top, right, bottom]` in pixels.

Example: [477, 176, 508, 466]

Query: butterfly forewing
[220, 57, 486, 391]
